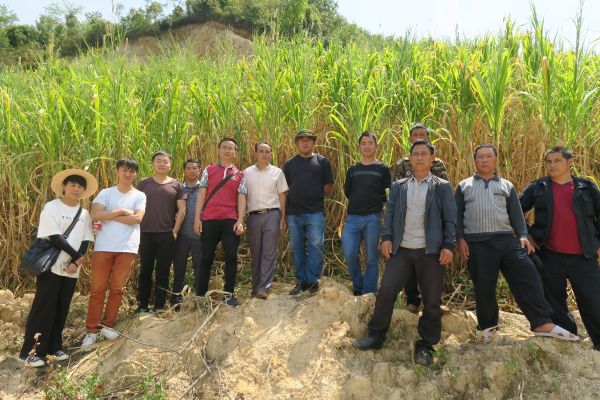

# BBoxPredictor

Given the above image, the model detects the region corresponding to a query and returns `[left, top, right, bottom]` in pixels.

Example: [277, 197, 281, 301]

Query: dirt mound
[2, 280, 600, 399]
[124, 21, 253, 61]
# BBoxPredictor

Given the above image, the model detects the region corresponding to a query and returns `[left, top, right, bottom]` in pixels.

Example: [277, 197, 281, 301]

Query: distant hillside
[123, 21, 254, 61]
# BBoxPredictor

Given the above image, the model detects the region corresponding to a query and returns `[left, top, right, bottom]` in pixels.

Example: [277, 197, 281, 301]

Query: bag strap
[203, 171, 239, 209]
[63, 207, 83, 238]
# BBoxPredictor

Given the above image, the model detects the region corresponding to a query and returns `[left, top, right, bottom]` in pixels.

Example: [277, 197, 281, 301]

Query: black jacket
[519, 176, 600, 259]
[381, 175, 456, 255]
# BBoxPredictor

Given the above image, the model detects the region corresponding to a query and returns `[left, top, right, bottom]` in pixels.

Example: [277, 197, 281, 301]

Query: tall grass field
[1, 16, 598, 298]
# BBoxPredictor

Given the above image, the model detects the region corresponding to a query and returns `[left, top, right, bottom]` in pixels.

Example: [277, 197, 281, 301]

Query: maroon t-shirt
[545, 181, 583, 254]
[137, 177, 185, 233]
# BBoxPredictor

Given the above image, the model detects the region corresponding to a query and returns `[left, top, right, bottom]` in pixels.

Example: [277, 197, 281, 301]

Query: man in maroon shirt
[194, 138, 247, 306]
[520, 146, 600, 350]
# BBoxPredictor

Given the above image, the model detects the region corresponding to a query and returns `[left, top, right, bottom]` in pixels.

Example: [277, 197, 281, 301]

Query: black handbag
[18, 207, 83, 276]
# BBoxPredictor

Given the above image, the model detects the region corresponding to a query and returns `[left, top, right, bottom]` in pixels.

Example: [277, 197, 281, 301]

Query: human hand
[380, 240, 392, 260]
[520, 237, 535, 255]
[234, 221, 245, 236]
[458, 239, 469, 261]
[66, 263, 78, 274]
[439, 249, 454, 265]
[280, 218, 287, 233]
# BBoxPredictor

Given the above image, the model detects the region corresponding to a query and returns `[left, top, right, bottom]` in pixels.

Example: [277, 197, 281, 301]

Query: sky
[2, 0, 599, 47]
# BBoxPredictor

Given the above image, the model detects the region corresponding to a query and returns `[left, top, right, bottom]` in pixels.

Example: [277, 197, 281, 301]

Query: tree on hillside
[0, 4, 18, 48]
[6, 25, 37, 48]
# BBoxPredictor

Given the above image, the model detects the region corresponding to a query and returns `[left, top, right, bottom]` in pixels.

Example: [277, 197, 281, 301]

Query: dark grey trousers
[247, 210, 281, 294]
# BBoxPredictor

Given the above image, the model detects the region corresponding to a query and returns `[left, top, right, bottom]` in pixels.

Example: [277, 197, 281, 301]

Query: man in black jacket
[520, 146, 600, 350]
[354, 140, 456, 366]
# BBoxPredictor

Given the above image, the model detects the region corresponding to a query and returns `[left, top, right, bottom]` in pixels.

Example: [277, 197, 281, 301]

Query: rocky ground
[1, 280, 600, 399]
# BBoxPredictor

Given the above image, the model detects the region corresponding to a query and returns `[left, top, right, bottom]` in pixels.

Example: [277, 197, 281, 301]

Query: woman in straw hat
[18, 169, 97, 367]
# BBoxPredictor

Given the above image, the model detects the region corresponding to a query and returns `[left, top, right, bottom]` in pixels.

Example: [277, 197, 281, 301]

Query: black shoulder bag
[18, 207, 83, 276]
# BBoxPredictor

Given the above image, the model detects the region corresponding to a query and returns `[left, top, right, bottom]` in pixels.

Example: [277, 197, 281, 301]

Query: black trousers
[368, 248, 445, 350]
[538, 247, 600, 347]
[467, 236, 553, 331]
[198, 219, 240, 296]
[404, 274, 421, 307]
[20, 271, 77, 358]
[172, 235, 202, 300]
[137, 231, 176, 309]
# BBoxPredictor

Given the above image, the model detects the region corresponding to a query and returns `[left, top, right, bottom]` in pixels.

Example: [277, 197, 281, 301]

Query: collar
[184, 181, 201, 189]
[217, 161, 235, 169]
[409, 173, 432, 184]
[474, 173, 500, 182]
[254, 163, 272, 171]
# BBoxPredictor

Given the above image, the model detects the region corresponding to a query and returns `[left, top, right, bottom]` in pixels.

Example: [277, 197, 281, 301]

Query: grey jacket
[381, 175, 457, 255]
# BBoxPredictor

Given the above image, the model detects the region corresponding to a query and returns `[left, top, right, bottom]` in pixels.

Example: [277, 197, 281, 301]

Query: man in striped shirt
[456, 144, 577, 342]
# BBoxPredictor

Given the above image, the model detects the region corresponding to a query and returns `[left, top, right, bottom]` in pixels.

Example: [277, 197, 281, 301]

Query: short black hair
[152, 151, 172, 162]
[116, 158, 139, 172]
[410, 140, 435, 155]
[63, 175, 87, 189]
[255, 141, 271, 151]
[473, 143, 498, 159]
[359, 131, 378, 145]
[218, 137, 237, 148]
[183, 159, 200, 169]
[544, 146, 573, 160]
[409, 123, 430, 136]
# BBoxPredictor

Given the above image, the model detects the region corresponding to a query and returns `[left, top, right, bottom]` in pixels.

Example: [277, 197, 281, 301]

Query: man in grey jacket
[355, 140, 456, 366]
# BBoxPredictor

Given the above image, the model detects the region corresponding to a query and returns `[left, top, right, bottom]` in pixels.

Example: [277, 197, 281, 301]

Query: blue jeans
[287, 212, 325, 285]
[342, 213, 381, 294]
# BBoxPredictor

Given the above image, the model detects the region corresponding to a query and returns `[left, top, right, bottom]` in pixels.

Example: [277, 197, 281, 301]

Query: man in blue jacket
[354, 140, 456, 366]
[520, 146, 600, 350]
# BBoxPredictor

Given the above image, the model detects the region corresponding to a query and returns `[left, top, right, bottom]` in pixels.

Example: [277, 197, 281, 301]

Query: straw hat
[50, 169, 98, 199]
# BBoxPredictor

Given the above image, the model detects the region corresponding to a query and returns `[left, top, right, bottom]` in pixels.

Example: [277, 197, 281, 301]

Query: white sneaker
[53, 350, 69, 361]
[100, 327, 120, 341]
[18, 355, 45, 368]
[81, 333, 97, 349]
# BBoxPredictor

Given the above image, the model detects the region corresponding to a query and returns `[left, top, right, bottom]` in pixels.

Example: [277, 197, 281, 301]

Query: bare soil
[1, 280, 599, 399]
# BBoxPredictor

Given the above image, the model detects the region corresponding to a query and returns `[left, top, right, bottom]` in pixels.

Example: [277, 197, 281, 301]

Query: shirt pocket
[493, 192, 507, 208]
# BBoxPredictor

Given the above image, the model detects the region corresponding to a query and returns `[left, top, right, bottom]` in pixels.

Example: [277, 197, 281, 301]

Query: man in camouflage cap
[391, 124, 449, 314]
[391, 124, 448, 181]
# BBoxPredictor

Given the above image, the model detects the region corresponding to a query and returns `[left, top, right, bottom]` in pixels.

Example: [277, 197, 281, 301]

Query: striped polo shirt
[456, 174, 528, 241]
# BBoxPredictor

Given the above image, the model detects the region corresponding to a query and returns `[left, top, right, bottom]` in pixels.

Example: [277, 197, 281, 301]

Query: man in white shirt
[244, 141, 288, 299]
[82, 158, 146, 348]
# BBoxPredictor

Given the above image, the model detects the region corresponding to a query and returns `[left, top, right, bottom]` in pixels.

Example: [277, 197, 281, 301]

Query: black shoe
[353, 289, 362, 296]
[354, 335, 383, 350]
[414, 347, 433, 366]
[289, 282, 305, 295]
[307, 281, 320, 294]
[223, 295, 239, 307]
[134, 305, 150, 314]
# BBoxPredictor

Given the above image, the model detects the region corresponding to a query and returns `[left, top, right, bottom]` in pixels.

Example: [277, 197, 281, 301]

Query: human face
[152, 155, 172, 175]
[545, 152, 573, 179]
[116, 166, 137, 186]
[359, 135, 377, 158]
[474, 147, 497, 176]
[409, 144, 435, 173]
[409, 128, 430, 143]
[218, 141, 237, 164]
[255, 143, 273, 165]
[184, 162, 200, 182]
[62, 181, 84, 203]
[296, 137, 315, 156]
